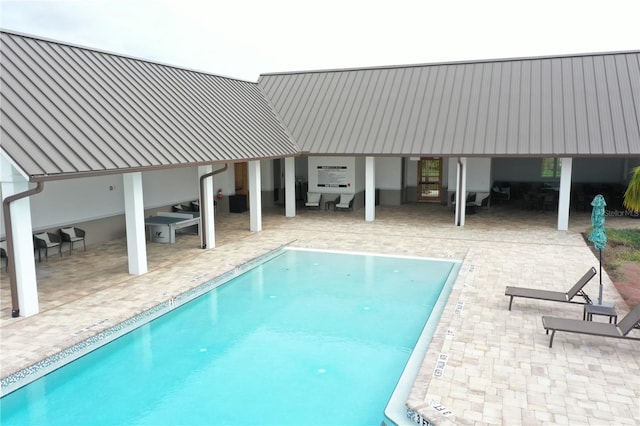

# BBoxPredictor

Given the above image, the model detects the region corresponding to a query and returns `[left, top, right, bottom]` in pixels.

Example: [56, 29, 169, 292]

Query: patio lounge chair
[542, 304, 640, 347]
[305, 192, 322, 209]
[505, 267, 596, 311]
[335, 194, 354, 211]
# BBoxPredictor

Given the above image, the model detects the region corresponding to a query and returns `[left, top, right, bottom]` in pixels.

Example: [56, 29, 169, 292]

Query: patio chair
[542, 304, 640, 347]
[505, 267, 596, 311]
[491, 185, 510, 204]
[465, 192, 491, 211]
[450, 191, 469, 208]
[172, 204, 192, 212]
[474, 192, 491, 208]
[33, 232, 62, 262]
[0, 240, 8, 272]
[335, 194, 354, 211]
[304, 192, 322, 209]
[59, 227, 86, 254]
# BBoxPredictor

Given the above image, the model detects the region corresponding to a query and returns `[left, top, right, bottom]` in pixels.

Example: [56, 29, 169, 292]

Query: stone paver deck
[1, 204, 639, 425]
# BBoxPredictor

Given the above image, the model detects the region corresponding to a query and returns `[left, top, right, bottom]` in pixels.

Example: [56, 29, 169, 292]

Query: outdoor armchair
[60, 227, 86, 254]
[305, 192, 322, 209]
[335, 194, 354, 211]
[33, 232, 62, 262]
[0, 240, 7, 271]
[491, 186, 510, 202]
[471, 192, 490, 208]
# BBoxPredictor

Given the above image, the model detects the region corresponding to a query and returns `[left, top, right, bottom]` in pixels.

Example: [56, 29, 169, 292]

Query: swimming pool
[1, 248, 459, 425]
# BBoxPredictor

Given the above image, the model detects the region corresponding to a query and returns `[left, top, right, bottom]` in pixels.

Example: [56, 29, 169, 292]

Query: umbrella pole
[598, 248, 603, 305]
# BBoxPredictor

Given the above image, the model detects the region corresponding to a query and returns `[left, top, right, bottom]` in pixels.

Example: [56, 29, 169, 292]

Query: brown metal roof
[0, 31, 299, 181]
[258, 51, 640, 157]
[2, 30, 638, 183]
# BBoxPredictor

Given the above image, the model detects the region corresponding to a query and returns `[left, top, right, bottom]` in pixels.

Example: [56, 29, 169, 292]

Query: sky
[0, 0, 639, 81]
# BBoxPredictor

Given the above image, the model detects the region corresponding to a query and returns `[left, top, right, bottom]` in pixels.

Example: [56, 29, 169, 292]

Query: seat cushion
[35, 232, 51, 244]
[61, 227, 77, 238]
[307, 193, 321, 203]
[339, 194, 353, 205]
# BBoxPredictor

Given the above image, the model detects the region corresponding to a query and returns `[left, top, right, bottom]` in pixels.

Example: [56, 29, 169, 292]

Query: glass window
[541, 158, 561, 178]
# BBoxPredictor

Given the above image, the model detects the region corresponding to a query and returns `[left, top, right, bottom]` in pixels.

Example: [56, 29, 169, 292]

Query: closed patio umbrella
[588, 194, 607, 305]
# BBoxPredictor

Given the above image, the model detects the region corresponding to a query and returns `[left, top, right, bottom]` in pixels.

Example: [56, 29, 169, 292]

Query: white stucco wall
[22, 168, 199, 230]
[447, 157, 492, 192]
[27, 174, 131, 230]
[307, 156, 358, 194]
[142, 168, 199, 208]
[404, 158, 418, 187]
[260, 159, 274, 191]
[375, 157, 402, 189]
[1, 166, 242, 233]
[354, 157, 365, 192]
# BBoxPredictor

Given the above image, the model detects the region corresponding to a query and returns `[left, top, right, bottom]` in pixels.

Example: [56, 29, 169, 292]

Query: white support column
[284, 157, 296, 218]
[248, 160, 262, 231]
[199, 165, 215, 249]
[1, 179, 39, 317]
[454, 157, 467, 227]
[557, 157, 573, 231]
[123, 172, 147, 275]
[365, 156, 376, 222]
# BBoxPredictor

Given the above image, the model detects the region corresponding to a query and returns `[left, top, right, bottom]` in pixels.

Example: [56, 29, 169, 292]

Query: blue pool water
[1, 249, 457, 425]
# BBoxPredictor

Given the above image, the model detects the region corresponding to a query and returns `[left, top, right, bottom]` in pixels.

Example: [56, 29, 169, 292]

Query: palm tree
[623, 166, 640, 213]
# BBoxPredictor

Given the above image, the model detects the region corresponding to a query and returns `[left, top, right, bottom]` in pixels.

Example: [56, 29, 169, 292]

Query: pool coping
[383, 258, 462, 426]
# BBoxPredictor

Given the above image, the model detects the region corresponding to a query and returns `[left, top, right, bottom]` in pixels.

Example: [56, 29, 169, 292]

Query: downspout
[455, 158, 463, 227]
[3, 181, 44, 317]
[199, 164, 228, 249]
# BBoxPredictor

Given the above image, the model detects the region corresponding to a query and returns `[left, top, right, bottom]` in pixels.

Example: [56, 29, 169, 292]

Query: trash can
[229, 194, 248, 213]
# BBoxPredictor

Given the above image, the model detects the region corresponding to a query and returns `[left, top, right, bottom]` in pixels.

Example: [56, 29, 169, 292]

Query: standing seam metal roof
[0, 31, 299, 181]
[258, 52, 640, 157]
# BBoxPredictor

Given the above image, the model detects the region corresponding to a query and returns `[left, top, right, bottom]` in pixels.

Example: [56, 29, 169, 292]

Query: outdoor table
[583, 304, 618, 324]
